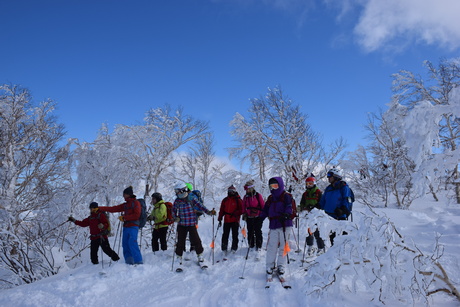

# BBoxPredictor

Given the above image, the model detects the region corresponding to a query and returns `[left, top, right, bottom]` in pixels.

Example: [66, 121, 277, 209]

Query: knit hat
[123, 186, 134, 196]
[228, 185, 237, 192]
[89, 202, 99, 208]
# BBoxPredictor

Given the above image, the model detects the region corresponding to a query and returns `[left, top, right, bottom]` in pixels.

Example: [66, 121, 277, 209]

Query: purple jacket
[260, 177, 293, 229]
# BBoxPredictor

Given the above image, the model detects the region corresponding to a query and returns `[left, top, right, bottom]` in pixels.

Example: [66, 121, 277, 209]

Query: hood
[269, 176, 285, 198]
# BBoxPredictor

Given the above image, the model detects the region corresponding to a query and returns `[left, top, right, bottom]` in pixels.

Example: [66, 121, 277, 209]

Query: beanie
[89, 202, 99, 208]
[123, 186, 134, 196]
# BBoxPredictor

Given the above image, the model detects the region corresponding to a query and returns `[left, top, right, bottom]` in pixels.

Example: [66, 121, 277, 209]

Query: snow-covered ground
[1, 195, 459, 307]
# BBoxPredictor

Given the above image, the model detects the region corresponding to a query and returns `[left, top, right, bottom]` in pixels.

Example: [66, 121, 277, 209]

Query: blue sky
[1, 0, 459, 160]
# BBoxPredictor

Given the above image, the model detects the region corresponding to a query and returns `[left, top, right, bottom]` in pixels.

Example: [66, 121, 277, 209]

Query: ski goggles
[174, 188, 187, 194]
[269, 183, 279, 190]
[244, 185, 254, 190]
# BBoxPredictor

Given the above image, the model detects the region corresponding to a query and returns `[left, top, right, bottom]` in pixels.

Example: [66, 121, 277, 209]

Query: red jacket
[218, 195, 243, 223]
[74, 210, 109, 240]
[99, 197, 141, 228]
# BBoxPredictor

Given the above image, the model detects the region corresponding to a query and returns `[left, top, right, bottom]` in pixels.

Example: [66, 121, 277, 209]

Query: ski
[277, 273, 291, 289]
[265, 272, 274, 289]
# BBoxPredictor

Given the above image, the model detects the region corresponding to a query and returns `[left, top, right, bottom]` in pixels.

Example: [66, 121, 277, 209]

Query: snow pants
[152, 226, 168, 252]
[122, 226, 143, 264]
[90, 237, 120, 264]
[176, 225, 204, 257]
[221, 222, 239, 251]
[246, 217, 263, 249]
[266, 227, 291, 272]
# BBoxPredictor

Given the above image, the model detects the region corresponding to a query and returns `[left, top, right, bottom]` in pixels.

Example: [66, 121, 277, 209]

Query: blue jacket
[319, 181, 352, 220]
[260, 177, 293, 229]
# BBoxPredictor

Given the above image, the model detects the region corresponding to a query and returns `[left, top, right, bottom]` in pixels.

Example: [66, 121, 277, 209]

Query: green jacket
[299, 186, 322, 212]
[149, 200, 168, 229]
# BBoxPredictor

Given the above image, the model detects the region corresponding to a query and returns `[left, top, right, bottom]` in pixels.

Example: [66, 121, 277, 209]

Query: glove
[218, 221, 222, 228]
[208, 209, 216, 216]
[118, 216, 124, 222]
[334, 206, 347, 217]
[146, 215, 154, 221]
[174, 217, 180, 223]
[242, 214, 247, 221]
[97, 223, 104, 230]
[278, 213, 290, 222]
[68, 216, 76, 223]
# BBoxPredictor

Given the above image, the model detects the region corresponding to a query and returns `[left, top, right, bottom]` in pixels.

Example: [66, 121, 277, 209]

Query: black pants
[221, 222, 239, 251]
[246, 217, 263, 249]
[90, 237, 120, 264]
[176, 225, 204, 257]
[152, 227, 168, 252]
[306, 228, 325, 249]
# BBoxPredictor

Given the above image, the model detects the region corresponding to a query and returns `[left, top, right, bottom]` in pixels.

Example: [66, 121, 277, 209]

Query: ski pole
[210, 220, 221, 265]
[100, 237, 104, 269]
[239, 243, 251, 279]
[171, 225, 179, 271]
[290, 227, 301, 253]
[117, 222, 123, 255]
[297, 216, 301, 252]
[211, 208, 215, 265]
[301, 235, 308, 267]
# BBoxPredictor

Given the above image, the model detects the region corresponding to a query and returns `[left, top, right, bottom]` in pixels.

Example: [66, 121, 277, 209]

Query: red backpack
[161, 202, 174, 225]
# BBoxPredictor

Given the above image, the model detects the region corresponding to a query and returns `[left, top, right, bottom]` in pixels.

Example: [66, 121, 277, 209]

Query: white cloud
[353, 0, 460, 52]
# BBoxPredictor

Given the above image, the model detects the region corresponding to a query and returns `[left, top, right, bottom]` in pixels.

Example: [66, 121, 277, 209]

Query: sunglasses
[306, 182, 315, 187]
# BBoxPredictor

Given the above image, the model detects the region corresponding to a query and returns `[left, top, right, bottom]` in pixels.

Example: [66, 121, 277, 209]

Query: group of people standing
[68, 167, 353, 278]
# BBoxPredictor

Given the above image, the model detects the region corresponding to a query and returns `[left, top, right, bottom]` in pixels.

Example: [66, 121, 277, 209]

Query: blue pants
[122, 226, 143, 264]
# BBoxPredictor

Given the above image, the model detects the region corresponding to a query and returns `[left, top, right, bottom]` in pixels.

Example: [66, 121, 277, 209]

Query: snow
[0, 195, 459, 307]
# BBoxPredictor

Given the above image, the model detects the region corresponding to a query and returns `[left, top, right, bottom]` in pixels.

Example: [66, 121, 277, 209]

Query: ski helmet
[327, 168, 342, 180]
[185, 182, 193, 192]
[174, 182, 187, 194]
[305, 177, 316, 185]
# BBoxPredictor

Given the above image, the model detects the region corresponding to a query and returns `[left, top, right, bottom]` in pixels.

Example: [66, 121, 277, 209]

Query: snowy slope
[0, 196, 459, 307]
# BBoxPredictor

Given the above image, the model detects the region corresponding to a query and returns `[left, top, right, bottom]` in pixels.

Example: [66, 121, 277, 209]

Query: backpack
[190, 190, 204, 216]
[90, 211, 113, 236]
[339, 181, 354, 219]
[137, 198, 148, 228]
[162, 202, 174, 225]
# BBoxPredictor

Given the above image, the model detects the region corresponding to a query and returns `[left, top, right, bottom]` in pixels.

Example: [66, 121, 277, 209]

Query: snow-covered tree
[0, 84, 68, 286]
[391, 59, 460, 203]
[345, 58, 460, 206]
[229, 86, 345, 195]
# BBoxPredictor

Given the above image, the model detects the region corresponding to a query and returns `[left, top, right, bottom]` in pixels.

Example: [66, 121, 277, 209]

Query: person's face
[328, 176, 336, 184]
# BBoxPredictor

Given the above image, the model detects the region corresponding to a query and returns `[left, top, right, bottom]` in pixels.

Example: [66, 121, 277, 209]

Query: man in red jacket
[98, 186, 143, 265]
[68, 202, 119, 265]
[218, 185, 243, 255]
